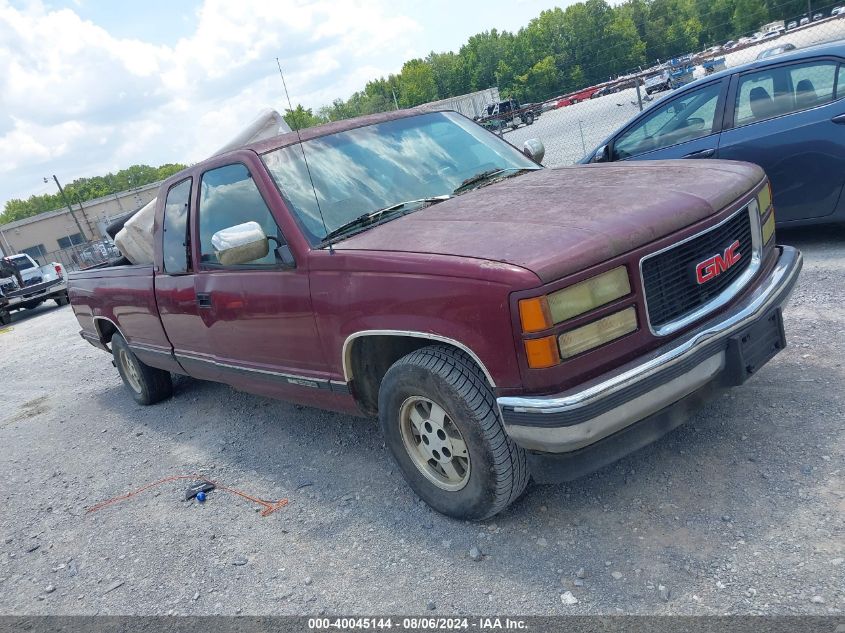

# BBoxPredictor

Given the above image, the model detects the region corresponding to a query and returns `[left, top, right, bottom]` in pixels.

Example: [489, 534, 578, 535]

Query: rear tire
[112, 333, 173, 405]
[379, 345, 529, 520]
[0, 311, 10, 326]
[54, 293, 69, 306]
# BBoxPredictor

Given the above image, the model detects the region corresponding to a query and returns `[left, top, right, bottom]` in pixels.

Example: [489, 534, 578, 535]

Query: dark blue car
[581, 40, 845, 227]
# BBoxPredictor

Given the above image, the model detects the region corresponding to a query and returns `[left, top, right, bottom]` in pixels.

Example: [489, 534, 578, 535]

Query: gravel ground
[0, 225, 843, 616]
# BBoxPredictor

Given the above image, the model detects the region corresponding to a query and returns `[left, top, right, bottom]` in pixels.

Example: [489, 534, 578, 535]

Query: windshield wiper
[452, 167, 538, 195]
[321, 195, 452, 245]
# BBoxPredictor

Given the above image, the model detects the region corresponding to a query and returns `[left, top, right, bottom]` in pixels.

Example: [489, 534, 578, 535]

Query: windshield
[261, 111, 538, 244]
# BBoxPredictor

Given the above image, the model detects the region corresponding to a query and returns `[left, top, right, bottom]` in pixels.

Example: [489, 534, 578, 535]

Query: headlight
[762, 210, 775, 244]
[757, 183, 772, 215]
[558, 306, 638, 359]
[547, 266, 630, 323]
[518, 266, 631, 333]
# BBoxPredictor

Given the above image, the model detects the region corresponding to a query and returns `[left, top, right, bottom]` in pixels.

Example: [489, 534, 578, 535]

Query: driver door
[610, 78, 729, 161]
[191, 159, 329, 399]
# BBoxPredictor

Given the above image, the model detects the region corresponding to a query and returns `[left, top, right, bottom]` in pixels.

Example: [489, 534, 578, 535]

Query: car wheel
[524, 111, 535, 125]
[0, 311, 10, 326]
[54, 293, 69, 306]
[379, 345, 529, 520]
[112, 333, 173, 405]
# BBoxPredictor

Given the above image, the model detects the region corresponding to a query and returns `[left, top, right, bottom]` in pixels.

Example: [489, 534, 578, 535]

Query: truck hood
[334, 160, 764, 283]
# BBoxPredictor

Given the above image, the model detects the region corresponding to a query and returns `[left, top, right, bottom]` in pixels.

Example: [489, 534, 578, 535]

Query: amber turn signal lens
[519, 296, 552, 333]
[524, 336, 560, 369]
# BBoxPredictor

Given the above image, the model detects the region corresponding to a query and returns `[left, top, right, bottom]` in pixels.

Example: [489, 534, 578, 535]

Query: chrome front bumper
[497, 246, 803, 453]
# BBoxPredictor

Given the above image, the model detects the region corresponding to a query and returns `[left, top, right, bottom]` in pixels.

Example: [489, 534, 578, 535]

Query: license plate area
[723, 308, 786, 386]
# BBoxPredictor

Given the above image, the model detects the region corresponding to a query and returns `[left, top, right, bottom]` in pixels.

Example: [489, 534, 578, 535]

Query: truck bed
[68, 264, 177, 367]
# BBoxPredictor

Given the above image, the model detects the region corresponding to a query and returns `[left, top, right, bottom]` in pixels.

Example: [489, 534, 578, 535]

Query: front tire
[112, 334, 173, 405]
[379, 345, 529, 520]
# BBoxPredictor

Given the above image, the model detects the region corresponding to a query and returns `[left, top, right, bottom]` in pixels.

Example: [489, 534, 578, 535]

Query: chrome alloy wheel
[119, 348, 142, 393]
[399, 396, 470, 491]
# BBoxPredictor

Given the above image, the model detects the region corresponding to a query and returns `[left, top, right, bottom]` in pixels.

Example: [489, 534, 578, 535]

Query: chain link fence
[495, 17, 845, 168]
[35, 237, 122, 272]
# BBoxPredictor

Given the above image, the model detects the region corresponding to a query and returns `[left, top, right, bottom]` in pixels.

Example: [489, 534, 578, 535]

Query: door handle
[832, 113, 845, 124]
[196, 293, 212, 308]
[683, 148, 716, 158]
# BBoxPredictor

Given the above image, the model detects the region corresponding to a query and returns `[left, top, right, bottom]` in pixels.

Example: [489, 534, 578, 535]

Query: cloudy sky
[0, 0, 572, 206]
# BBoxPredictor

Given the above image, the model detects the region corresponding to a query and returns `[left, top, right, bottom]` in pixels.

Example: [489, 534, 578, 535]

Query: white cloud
[0, 0, 421, 202]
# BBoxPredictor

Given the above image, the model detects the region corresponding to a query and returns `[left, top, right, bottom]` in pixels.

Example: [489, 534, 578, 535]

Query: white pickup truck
[0, 254, 68, 325]
[644, 70, 673, 95]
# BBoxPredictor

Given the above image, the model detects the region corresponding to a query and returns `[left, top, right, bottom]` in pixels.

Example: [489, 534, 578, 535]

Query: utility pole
[109, 176, 124, 211]
[808, 0, 812, 19]
[48, 175, 87, 239]
[392, 90, 400, 110]
[73, 190, 98, 238]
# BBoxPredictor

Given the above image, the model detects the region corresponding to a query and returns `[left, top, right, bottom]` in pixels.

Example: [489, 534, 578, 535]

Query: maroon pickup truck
[69, 109, 802, 519]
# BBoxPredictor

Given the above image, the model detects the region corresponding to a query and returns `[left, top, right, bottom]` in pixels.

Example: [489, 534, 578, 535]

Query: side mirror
[522, 138, 545, 164]
[211, 221, 269, 266]
[591, 144, 609, 163]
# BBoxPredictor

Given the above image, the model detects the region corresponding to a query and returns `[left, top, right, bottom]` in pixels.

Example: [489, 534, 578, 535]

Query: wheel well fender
[343, 332, 495, 416]
[93, 316, 124, 349]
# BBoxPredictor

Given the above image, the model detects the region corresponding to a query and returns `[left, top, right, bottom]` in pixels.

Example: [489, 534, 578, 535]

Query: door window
[162, 179, 192, 273]
[198, 164, 282, 267]
[612, 82, 722, 159]
[734, 60, 839, 127]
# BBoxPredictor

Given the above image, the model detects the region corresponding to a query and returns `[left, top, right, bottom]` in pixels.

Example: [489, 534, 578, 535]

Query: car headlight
[756, 182, 775, 245]
[518, 266, 631, 333]
[757, 183, 772, 216]
[762, 210, 775, 244]
[558, 307, 638, 359]
[518, 267, 636, 368]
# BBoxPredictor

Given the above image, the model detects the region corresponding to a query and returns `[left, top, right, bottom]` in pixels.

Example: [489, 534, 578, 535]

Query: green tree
[2, 162, 188, 226]
[283, 104, 326, 130]
[695, 0, 737, 44]
[732, 0, 768, 35]
[604, 12, 647, 76]
[520, 56, 560, 101]
[398, 59, 438, 107]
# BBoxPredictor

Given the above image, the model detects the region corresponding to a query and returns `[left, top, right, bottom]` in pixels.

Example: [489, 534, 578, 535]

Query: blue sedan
[581, 40, 845, 226]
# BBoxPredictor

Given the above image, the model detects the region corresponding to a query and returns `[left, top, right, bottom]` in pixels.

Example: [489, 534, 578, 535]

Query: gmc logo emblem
[695, 240, 742, 284]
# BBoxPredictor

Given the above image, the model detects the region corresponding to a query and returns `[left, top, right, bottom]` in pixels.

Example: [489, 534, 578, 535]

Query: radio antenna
[276, 58, 332, 250]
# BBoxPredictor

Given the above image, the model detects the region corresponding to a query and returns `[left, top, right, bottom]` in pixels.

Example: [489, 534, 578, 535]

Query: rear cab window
[734, 59, 841, 127]
[161, 178, 192, 274]
[8, 255, 36, 271]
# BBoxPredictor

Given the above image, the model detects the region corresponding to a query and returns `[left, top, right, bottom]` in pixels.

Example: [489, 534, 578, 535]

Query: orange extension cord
[85, 474, 289, 517]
